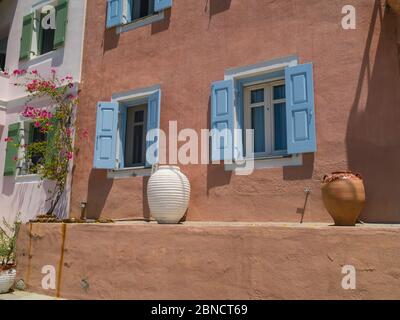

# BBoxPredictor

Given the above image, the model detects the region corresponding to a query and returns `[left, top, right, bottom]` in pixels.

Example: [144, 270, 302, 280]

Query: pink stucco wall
[15, 222, 400, 299]
[70, 0, 400, 223]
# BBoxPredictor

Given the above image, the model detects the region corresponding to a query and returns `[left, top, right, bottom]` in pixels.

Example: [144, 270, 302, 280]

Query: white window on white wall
[19, 0, 69, 61]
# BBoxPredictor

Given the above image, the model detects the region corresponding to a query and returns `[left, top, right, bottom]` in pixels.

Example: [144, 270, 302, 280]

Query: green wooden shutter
[53, 0, 68, 48]
[28, 122, 35, 144]
[3, 123, 20, 176]
[19, 13, 34, 60]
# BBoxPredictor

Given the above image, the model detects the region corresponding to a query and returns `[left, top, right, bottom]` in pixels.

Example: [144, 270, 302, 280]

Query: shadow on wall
[42, 180, 69, 219]
[206, 97, 232, 194]
[0, 0, 17, 38]
[283, 153, 314, 181]
[103, 0, 120, 53]
[86, 169, 113, 219]
[346, 2, 400, 223]
[206, 0, 232, 18]
[151, 8, 171, 34]
[142, 176, 151, 220]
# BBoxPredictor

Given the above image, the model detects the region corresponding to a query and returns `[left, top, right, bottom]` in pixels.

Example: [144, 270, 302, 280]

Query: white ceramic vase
[147, 166, 190, 224]
[0, 268, 16, 294]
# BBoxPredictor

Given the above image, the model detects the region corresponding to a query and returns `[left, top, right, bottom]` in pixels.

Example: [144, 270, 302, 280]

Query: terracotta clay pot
[321, 171, 366, 226]
[388, 0, 400, 15]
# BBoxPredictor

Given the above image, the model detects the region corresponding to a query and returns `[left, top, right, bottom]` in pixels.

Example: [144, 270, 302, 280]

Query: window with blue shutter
[93, 102, 119, 169]
[106, 0, 124, 28]
[154, 0, 172, 12]
[210, 80, 235, 162]
[285, 63, 316, 154]
[146, 90, 161, 166]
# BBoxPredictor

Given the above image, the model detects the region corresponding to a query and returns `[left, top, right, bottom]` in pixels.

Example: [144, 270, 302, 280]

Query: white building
[0, 0, 86, 222]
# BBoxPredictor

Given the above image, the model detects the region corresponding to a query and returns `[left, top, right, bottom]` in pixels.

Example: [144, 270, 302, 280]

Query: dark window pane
[273, 85, 286, 100]
[32, 126, 47, 143]
[251, 89, 264, 104]
[30, 126, 47, 166]
[140, 0, 149, 17]
[40, 16, 55, 55]
[132, 0, 154, 19]
[134, 110, 144, 123]
[133, 125, 144, 164]
[0, 37, 7, 71]
[274, 102, 287, 151]
[251, 106, 265, 153]
[0, 53, 5, 71]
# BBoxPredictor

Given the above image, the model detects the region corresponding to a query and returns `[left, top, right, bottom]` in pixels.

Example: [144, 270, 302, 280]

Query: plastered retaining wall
[15, 222, 400, 300]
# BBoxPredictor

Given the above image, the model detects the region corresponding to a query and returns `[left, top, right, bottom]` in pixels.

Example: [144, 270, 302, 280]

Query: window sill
[22, 47, 61, 64]
[15, 174, 42, 184]
[224, 153, 303, 172]
[117, 11, 164, 34]
[107, 167, 152, 179]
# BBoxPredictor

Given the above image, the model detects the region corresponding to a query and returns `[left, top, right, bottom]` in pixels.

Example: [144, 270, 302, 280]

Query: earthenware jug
[321, 171, 365, 226]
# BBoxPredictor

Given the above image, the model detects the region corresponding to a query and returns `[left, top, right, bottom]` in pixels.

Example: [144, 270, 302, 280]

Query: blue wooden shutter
[285, 63, 316, 154]
[146, 90, 161, 166]
[93, 102, 119, 169]
[106, 0, 123, 28]
[210, 79, 234, 162]
[126, 0, 133, 22]
[154, 0, 172, 12]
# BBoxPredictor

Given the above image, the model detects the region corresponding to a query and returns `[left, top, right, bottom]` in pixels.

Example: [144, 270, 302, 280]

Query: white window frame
[28, 0, 61, 60]
[15, 119, 43, 183]
[224, 56, 303, 171]
[124, 103, 148, 168]
[107, 85, 161, 179]
[243, 80, 287, 159]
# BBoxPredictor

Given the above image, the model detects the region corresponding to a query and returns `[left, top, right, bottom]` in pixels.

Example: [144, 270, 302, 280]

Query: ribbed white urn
[147, 166, 190, 224]
[0, 268, 16, 294]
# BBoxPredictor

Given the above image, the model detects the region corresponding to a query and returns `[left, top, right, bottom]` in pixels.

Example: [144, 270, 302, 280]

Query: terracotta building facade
[69, 0, 400, 223]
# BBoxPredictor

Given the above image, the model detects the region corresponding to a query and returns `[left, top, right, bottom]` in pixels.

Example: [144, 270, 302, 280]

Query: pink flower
[34, 121, 40, 128]
[65, 76, 73, 80]
[4, 137, 13, 142]
[22, 106, 36, 118]
[30, 69, 38, 75]
[12, 69, 26, 76]
[66, 151, 73, 160]
[66, 128, 73, 136]
[13, 156, 18, 161]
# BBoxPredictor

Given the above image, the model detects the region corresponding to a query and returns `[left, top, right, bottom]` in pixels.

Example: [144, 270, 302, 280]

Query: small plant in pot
[0, 214, 21, 294]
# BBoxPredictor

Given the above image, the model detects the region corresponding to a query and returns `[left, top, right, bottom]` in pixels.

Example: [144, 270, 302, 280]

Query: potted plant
[0, 214, 21, 294]
[321, 172, 365, 226]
